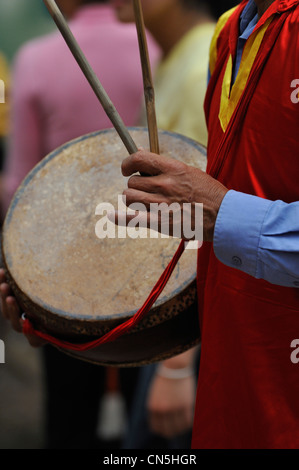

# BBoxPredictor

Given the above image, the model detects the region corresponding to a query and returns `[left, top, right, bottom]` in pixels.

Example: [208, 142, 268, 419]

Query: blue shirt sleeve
[213, 190, 299, 288]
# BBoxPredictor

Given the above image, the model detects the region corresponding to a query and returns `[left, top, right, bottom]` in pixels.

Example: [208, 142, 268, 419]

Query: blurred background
[0, 0, 54, 450]
[0, 0, 54, 62]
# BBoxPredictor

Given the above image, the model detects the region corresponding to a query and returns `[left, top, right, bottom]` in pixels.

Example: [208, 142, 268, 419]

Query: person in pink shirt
[1, 0, 159, 449]
[2, 0, 159, 211]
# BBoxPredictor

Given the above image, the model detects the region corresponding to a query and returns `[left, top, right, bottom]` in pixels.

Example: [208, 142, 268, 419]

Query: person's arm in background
[213, 191, 299, 287]
[2, 43, 44, 217]
[146, 346, 198, 439]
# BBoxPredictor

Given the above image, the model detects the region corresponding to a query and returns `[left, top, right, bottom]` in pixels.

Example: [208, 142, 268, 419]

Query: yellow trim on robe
[209, 7, 238, 76]
[219, 16, 274, 132]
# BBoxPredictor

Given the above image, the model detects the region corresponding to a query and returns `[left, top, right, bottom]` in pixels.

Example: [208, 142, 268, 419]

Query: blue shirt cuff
[213, 190, 299, 287]
[213, 190, 271, 276]
[214, 190, 271, 277]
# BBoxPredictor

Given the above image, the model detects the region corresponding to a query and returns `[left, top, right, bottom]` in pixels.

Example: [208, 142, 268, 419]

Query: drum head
[2, 128, 206, 364]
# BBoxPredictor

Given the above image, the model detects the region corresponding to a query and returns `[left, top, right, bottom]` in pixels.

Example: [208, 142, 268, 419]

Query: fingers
[0, 284, 9, 319]
[149, 408, 193, 439]
[122, 150, 183, 178]
[25, 332, 47, 348]
[0, 269, 22, 330]
[0, 268, 6, 284]
[111, 209, 150, 229]
[127, 174, 162, 194]
[146, 371, 196, 439]
[123, 187, 169, 208]
[109, 207, 182, 239]
[127, 173, 181, 200]
[122, 150, 163, 177]
[0, 287, 23, 332]
[0, 268, 46, 347]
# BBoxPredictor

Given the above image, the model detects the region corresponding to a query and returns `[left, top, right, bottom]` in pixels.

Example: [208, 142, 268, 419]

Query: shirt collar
[239, 0, 259, 39]
[238, 0, 299, 39]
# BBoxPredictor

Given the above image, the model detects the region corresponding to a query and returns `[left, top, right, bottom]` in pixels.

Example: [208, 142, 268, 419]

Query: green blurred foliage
[0, 0, 55, 63]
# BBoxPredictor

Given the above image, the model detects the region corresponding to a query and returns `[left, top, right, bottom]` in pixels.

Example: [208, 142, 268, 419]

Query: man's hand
[0, 268, 46, 347]
[114, 150, 228, 242]
[147, 369, 196, 439]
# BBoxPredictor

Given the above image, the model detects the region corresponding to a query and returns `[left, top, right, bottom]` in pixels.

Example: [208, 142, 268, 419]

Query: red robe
[192, 0, 299, 449]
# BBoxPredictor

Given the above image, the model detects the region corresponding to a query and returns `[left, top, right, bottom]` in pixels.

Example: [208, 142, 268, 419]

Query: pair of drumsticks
[43, 0, 159, 155]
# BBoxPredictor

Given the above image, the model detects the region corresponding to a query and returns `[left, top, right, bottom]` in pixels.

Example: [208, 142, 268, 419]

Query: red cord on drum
[22, 239, 186, 352]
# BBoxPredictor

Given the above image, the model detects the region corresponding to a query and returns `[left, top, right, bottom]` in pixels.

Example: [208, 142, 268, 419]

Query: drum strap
[22, 239, 186, 351]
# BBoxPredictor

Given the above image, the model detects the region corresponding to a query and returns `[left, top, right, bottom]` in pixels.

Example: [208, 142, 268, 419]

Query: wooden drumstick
[43, 0, 138, 155]
[133, 0, 160, 155]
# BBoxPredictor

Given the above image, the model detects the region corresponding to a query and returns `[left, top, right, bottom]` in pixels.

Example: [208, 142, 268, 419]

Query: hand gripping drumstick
[43, 0, 138, 155]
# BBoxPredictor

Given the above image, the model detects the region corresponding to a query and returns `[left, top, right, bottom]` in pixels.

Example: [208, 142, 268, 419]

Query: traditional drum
[1, 128, 206, 366]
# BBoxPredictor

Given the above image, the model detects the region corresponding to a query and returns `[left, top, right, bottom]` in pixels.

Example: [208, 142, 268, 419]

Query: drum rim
[4, 127, 206, 224]
[2, 127, 206, 324]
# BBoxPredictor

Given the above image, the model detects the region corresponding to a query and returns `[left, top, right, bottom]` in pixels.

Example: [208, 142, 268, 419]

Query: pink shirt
[3, 4, 159, 210]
